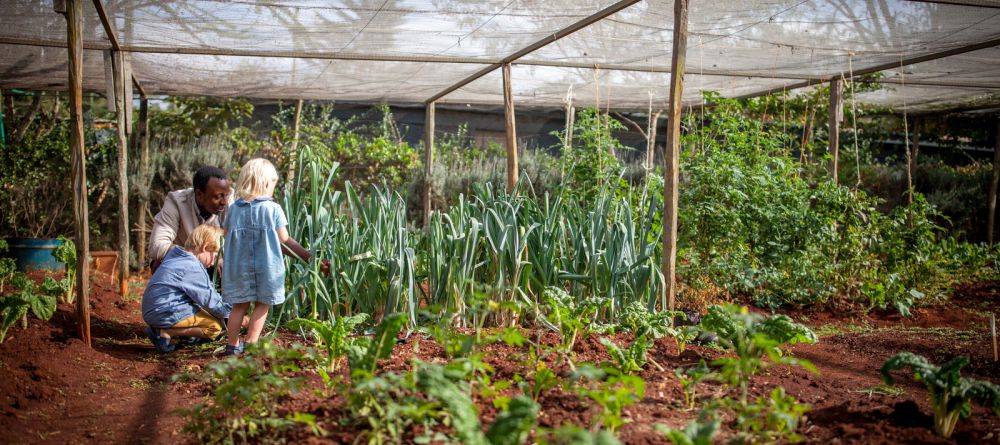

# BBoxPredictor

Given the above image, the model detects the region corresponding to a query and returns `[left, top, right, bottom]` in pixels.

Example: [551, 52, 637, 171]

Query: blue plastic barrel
[5, 238, 66, 272]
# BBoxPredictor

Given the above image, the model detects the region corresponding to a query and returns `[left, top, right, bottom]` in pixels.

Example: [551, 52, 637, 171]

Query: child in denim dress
[222, 158, 315, 356]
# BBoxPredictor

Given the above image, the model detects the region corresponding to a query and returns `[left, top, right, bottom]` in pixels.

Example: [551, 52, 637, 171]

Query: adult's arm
[148, 196, 181, 264]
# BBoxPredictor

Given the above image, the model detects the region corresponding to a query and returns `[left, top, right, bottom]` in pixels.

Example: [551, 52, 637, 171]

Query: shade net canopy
[1, 0, 998, 112]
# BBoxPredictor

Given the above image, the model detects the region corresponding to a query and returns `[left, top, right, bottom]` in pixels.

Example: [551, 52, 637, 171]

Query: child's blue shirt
[222, 197, 288, 305]
[142, 246, 230, 328]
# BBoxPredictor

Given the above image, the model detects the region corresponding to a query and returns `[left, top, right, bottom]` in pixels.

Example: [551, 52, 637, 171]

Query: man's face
[195, 177, 230, 215]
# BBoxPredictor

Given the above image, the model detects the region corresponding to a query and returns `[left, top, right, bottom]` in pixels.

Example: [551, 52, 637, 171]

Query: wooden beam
[425, 0, 641, 104]
[829, 77, 843, 183]
[904, 0, 1000, 10]
[135, 98, 149, 271]
[503, 64, 519, 192]
[662, 0, 689, 312]
[285, 99, 303, 184]
[423, 102, 435, 226]
[737, 37, 1000, 100]
[112, 50, 130, 298]
[63, 0, 91, 347]
[91, 0, 120, 50]
[989, 117, 1000, 245]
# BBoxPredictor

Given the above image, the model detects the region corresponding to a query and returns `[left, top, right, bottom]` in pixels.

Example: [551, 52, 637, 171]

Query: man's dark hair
[193, 166, 227, 192]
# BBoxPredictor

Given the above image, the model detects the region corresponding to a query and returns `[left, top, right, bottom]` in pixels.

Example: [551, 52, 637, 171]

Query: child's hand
[320, 259, 331, 277]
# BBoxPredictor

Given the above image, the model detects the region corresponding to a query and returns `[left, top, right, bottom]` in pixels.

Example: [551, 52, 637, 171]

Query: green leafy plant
[730, 387, 811, 444]
[655, 409, 720, 445]
[537, 425, 622, 445]
[176, 340, 319, 444]
[599, 335, 655, 375]
[539, 286, 604, 353]
[346, 313, 407, 380]
[0, 239, 15, 291]
[52, 235, 76, 304]
[700, 304, 817, 405]
[675, 360, 714, 410]
[573, 365, 646, 432]
[881, 352, 1000, 438]
[287, 313, 368, 371]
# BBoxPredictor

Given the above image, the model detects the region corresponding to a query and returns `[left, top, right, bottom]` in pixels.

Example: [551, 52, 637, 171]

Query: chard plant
[52, 235, 76, 303]
[882, 352, 1000, 438]
[700, 304, 817, 405]
[538, 286, 605, 353]
[599, 335, 658, 375]
[1, 272, 58, 342]
[287, 313, 368, 371]
[347, 313, 407, 381]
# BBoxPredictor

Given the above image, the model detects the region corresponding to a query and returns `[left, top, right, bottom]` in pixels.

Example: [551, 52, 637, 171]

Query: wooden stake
[990, 117, 1000, 245]
[286, 99, 303, 184]
[503, 63, 519, 192]
[113, 50, 130, 298]
[911, 117, 921, 181]
[135, 98, 149, 271]
[991, 313, 997, 362]
[662, 0, 688, 312]
[828, 77, 843, 184]
[64, 0, 90, 347]
[423, 101, 435, 226]
[905, 115, 914, 205]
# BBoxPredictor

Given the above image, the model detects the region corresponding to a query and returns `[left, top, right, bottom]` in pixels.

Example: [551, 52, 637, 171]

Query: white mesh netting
[1, 0, 998, 111]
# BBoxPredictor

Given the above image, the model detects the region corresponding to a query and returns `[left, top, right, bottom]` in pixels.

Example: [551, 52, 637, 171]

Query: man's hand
[320, 259, 331, 277]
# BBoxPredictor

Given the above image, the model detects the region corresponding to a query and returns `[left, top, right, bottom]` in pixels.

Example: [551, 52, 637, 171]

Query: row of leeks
[278, 150, 665, 329]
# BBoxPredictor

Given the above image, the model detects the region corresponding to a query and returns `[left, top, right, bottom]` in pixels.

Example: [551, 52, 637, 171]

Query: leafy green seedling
[347, 313, 407, 380]
[881, 352, 1000, 438]
[731, 387, 811, 444]
[655, 409, 720, 445]
[575, 367, 645, 432]
[287, 313, 368, 371]
[599, 335, 654, 375]
[675, 360, 714, 410]
[700, 304, 818, 405]
[52, 236, 76, 304]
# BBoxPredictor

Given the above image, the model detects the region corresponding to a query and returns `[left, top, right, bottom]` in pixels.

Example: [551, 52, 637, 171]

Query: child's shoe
[220, 341, 246, 357]
[144, 326, 175, 353]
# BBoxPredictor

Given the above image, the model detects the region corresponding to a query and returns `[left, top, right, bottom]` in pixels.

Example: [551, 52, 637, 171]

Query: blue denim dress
[222, 197, 288, 305]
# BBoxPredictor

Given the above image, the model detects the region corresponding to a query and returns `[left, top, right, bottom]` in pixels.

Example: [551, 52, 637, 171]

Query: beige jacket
[148, 188, 229, 264]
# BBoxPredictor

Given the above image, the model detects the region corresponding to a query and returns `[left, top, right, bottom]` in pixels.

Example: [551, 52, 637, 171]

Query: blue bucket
[5, 238, 66, 272]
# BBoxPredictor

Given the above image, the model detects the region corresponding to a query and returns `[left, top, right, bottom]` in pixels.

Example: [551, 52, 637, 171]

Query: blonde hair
[185, 224, 224, 252]
[236, 158, 279, 200]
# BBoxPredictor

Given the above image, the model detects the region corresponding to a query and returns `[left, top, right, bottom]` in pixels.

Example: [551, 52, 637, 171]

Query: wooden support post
[905, 115, 914, 205]
[662, 0, 688, 312]
[992, 313, 998, 362]
[423, 102, 435, 226]
[113, 50, 130, 298]
[286, 99, 303, 184]
[647, 110, 662, 170]
[503, 63, 519, 192]
[911, 117, 921, 187]
[989, 117, 1000, 245]
[63, 0, 91, 347]
[135, 98, 149, 271]
[829, 77, 843, 184]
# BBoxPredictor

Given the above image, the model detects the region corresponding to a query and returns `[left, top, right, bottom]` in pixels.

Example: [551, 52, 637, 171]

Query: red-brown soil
[2, 275, 999, 444]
